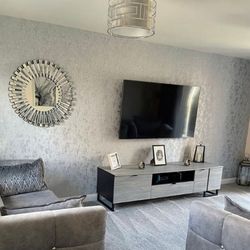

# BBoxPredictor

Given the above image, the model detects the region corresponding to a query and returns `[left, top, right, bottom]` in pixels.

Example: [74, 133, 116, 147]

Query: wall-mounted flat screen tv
[119, 80, 200, 139]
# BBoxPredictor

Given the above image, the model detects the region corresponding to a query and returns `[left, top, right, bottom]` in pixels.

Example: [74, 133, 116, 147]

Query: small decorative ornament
[152, 145, 167, 166]
[9, 59, 75, 127]
[193, 143, 205, 163]
[138, 161, 145, 169]
[107, 152, 121, 170]
[184, 159, 191, 166]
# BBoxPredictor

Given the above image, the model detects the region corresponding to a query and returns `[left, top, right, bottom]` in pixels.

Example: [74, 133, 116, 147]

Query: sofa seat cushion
[1, 191, 86, 215]
[2, 190, 59, 209]
[0, 159, 47, 197]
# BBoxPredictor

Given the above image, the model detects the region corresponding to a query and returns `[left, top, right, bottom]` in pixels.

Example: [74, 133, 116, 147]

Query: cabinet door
[207, 166, 223, 191]
[193, 169, 209, 192]
[113, 175, 152, 203]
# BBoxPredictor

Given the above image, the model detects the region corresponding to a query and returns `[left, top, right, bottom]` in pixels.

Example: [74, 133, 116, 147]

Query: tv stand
[97, 162, 223, 211]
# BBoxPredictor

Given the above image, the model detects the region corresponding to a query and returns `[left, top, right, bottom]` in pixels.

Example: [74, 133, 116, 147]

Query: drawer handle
[130, 175, 138, 177]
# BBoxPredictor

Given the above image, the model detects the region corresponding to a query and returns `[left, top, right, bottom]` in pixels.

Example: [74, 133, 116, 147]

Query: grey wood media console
[97, 162, 223, 211]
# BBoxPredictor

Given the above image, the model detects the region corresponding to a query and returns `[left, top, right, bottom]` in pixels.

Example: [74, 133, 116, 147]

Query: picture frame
[193, 144, 205, 163]
[107, 152, 121, 170]
[152, 145, 167, 166]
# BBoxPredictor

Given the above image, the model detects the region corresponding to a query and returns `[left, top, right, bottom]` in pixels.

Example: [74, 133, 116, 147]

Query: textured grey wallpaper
[0, 16, 249, 196]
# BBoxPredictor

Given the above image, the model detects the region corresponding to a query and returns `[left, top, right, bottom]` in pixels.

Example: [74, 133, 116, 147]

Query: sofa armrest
[0, 205, 106, 250]
[54, 205, 106, 249]
[186, 201, 230, 250]
[222, 213, 250, 250]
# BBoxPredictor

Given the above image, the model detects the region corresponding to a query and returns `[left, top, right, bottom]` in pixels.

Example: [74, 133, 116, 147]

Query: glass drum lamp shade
[108, 0, 157, 38]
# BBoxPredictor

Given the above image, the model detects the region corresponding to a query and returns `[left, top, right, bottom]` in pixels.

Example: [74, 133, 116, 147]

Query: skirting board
[221, 178, 236, 185]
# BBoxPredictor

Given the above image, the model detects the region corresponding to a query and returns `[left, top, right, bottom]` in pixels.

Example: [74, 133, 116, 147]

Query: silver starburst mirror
[9, 59, 75, 127]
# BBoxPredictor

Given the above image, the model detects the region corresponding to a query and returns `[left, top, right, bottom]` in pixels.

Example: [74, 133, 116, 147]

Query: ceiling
[1, 0, 250, 59]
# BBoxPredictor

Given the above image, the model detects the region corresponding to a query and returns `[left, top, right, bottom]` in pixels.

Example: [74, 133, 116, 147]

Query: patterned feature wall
[245, 122, 250, 157]
[0, 16, 249, 196]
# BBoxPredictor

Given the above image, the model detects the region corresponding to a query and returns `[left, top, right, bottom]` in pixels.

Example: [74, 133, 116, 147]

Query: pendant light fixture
[108, 0, 157, 39]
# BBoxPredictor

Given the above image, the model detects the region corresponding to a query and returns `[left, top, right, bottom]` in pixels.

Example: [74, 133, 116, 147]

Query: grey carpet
[103, 184, 250, 250]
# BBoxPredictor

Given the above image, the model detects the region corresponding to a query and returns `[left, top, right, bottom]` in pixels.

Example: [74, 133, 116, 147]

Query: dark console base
[203, 190, 219, 197]
[97, 194, 115, 211]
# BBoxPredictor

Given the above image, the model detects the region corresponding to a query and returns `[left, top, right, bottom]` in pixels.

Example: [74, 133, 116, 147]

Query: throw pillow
[2, 195, 86, 215]
[224, 195, 250, 220]
[0, 159, 47, 197]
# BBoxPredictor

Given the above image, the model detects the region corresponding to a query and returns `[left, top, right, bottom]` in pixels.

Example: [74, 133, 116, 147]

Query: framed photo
[152, 145, 167, 166]
[107, 152, 121, 170]
[193, 144, 205, 163]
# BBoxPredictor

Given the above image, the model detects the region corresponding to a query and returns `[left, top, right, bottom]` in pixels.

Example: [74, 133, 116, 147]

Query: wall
[0, 16, 250, 196]
[245, 121, 250, 157]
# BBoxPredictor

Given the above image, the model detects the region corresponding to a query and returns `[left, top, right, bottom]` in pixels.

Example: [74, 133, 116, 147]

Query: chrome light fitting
[108, 0, 157, 39]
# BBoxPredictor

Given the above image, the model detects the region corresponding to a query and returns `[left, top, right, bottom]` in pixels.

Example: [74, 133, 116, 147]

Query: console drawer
[151, 182, 194, 199]
[113, 175, 151, 203]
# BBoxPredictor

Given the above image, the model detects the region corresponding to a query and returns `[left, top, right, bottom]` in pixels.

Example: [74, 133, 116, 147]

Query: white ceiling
[1, 0, 250, 59]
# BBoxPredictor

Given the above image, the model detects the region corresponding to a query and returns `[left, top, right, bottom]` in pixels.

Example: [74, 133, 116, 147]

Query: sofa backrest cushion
[186, 229, 222, 250]
[0, 206, 106, 250]
[54, 206, 106, 249]
[2, 195, 86, 215]
[187, 201, 230, 246]
[186, 201, 250, 250]
[0, 209, 55, 250]
[2, 190, 59, 210]
[222, 214, 250, 250]
[224, 195, 250, 220]
[0, 158, 47, 197]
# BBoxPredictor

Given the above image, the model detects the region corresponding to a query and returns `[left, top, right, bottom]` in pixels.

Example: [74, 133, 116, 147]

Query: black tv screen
[119, 80, 200, 139]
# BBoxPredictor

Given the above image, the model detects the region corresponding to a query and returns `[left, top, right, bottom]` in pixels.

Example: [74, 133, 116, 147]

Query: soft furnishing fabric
[2, 190, 59, 209]
[2, 194, 86, 215]
[0, 206, 106, 250]
[224, 195, 250, 220]
[222, 214, 250, 250]
[0, 158, 47, 197]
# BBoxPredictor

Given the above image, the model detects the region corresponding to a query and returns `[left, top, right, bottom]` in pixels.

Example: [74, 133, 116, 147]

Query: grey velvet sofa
[186, 201, 250, 250]
[0, 159, 106, 250]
